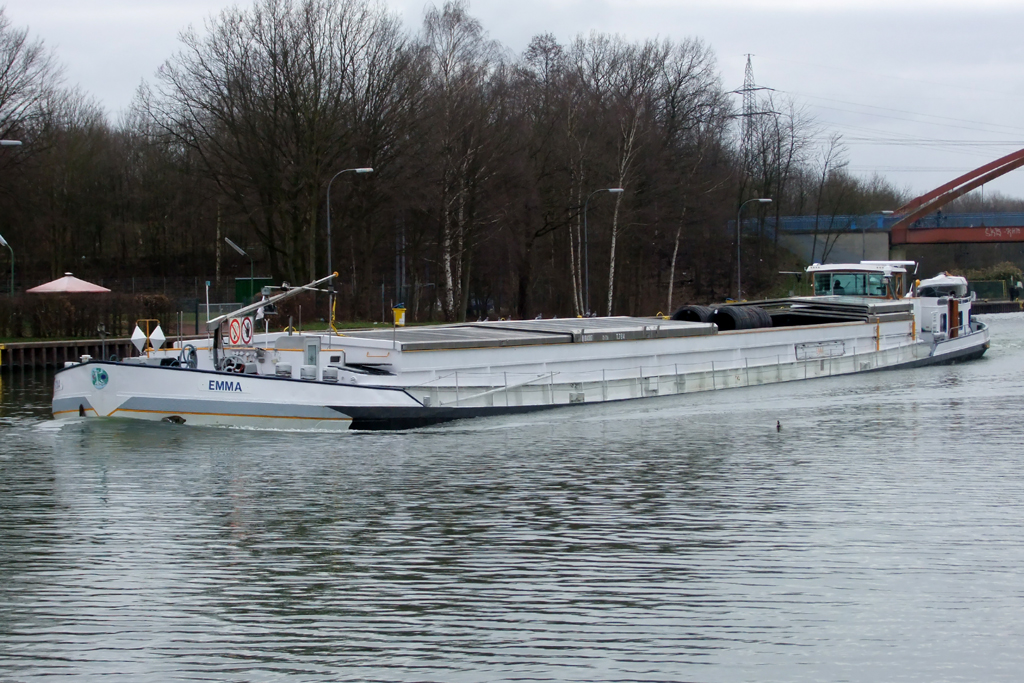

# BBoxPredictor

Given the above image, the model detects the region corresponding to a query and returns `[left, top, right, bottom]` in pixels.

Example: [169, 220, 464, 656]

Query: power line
[769, 55, 1024, 103]
[849, 166, 980, 173]
[796, 100, 1024, 137]
[828, 138, 1024, 146]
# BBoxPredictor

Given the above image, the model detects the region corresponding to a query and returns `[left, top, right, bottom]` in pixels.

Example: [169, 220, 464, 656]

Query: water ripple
[3, 314, 1024, 681]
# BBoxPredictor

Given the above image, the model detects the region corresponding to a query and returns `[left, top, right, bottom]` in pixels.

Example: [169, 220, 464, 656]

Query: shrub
[0, 294, 177, 339]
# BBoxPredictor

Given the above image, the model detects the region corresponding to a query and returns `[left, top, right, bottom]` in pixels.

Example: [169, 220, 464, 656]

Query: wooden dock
[973, 300, 1024, 314]
[0, 338, 136, 371]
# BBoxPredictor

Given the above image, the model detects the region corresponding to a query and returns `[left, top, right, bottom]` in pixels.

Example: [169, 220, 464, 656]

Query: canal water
[2, 313, 1023, 682]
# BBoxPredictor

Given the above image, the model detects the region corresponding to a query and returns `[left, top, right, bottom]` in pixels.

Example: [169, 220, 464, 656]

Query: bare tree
[810, 132, 848, 263]
[421, 0, 506, 321]
[653, 38, 729, 312]
[146, 0, 400, 283]
[0, 7, 931, 317]
[0, 9, 62, 140]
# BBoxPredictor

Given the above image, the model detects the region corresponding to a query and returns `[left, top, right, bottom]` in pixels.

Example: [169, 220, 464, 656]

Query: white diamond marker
[149, 325, 166, 350]
[131, 325, 147, 353]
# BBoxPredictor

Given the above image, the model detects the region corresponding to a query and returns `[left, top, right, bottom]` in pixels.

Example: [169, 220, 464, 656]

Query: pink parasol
[27, 272, 111, 294]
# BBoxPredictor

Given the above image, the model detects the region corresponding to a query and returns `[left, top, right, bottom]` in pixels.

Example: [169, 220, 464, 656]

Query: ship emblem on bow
[90, 367, 109, 389]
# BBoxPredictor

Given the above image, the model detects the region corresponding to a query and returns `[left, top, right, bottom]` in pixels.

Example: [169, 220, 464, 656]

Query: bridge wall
[778, 232, 890, 264]
[890, 243, 1024, 278]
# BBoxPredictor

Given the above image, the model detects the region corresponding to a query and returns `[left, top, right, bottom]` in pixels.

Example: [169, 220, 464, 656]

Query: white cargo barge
[52, 262, 990, 430]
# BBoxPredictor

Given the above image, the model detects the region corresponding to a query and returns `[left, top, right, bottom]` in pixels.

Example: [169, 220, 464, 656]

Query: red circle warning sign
[240, 316, 253, 345]
[228, 318, 242, 345]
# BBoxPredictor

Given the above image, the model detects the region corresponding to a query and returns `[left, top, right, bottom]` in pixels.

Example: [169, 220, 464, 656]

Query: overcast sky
[6, 0, 1024, 201]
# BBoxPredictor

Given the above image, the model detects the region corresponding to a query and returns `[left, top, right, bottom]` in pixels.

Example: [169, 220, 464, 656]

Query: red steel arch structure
[889, 148, 1024, 245]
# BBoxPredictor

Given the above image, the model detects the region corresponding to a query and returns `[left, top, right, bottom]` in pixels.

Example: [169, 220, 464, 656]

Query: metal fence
[767, 212, 1024, 234]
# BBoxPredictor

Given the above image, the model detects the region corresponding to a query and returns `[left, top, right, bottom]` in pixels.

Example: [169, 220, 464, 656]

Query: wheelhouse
[806, 261, 916, 299]
[915, 273, 968, 298]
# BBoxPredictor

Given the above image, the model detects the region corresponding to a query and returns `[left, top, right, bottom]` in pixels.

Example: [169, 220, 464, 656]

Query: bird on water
[776, 420, 781, 431]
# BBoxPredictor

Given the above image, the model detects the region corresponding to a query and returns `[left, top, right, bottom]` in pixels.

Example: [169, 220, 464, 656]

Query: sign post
[391, 304, 405, 350]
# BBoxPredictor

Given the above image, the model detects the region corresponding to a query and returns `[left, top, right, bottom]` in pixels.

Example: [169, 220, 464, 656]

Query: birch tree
[421, 0, 504, 321]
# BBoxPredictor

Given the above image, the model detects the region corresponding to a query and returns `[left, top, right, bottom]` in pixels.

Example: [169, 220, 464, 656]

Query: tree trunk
[517, 233, 537, 319]
[459, 248, 471, 322]
[667, 221, 682, 313]
[606, 191, 623, 316]
[441, 186, 455, 321]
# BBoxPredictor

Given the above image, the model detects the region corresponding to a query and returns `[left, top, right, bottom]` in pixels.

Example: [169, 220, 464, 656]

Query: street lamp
[0, 232, 12, 296]
[864, 210, 894, 260]
[326, 167, 373, 329]
[583, 187, 624, 316]
[736, 197, 772, 300]
[224, 237, 254, 302]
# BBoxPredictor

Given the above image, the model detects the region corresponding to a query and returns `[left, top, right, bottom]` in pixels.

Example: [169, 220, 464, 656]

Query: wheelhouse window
[813, 272, 887, 297]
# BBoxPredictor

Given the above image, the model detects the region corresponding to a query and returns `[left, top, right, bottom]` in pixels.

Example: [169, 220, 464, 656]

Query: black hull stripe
[331, 404, 554, 430]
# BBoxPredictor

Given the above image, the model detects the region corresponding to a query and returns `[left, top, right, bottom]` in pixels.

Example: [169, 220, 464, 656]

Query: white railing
[411, 338, 927, 408]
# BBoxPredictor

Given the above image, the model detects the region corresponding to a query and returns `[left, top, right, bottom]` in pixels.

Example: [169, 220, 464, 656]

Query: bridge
[773, 212, 1024, 246]
[888, 148, 1024, 245]
[886, 213, 1024, 245]
[767, 213, 1024, 269]
[761, 149, 1024, 268]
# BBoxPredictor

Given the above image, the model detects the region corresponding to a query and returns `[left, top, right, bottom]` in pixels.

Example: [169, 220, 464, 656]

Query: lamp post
[224, 237, 254, 302]
[583, 187, 624, 316]
[864, 210, 894, 260]
[326, 167, 373, 329]
[736, 197, 772, 300]
[0, 140, 21, 295]
[0, 232, 11, 296]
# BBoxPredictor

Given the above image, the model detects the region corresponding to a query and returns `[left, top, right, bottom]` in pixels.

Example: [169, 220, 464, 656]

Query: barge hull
[334, 328, 989, 430]
[51, 303, 990, 431]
